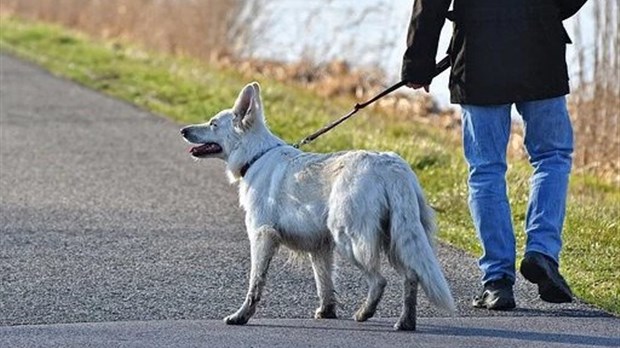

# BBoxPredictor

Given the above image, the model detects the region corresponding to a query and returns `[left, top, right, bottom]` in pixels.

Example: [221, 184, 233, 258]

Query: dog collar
[240, 144, 283, 178]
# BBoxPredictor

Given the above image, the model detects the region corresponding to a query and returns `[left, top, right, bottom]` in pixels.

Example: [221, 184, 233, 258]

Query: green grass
[1, 17, 618, 314]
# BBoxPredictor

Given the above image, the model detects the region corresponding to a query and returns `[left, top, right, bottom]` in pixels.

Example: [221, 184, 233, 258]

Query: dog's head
[181, 82, 266, 161]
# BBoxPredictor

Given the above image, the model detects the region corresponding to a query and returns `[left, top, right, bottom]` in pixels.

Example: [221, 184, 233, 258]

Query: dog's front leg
[224, 226, 280, 325]
[310, 249, 337, 319]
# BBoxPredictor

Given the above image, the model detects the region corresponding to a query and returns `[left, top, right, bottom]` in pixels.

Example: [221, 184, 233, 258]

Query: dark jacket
[401, 0, 588, 105]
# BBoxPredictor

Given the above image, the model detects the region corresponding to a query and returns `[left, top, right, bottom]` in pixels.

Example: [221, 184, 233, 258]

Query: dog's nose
[180, 127, 188, 137]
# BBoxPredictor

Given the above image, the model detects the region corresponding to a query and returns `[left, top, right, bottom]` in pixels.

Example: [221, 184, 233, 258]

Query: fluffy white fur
[181, 82, 455, 331]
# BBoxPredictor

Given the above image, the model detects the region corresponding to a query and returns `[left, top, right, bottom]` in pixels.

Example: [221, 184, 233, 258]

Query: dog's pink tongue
[189, 145, 204, 155]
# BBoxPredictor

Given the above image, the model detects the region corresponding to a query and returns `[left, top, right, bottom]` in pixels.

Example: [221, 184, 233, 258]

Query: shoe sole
[472, 297, 516, 310]
[520, 258, 572, 303]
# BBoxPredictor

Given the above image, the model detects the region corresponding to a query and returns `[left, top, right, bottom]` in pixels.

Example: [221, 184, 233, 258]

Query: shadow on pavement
[423, 324, 619, 347]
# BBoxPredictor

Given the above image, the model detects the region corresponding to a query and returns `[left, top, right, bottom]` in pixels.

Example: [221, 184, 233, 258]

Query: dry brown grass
[570, 90, 620, 183]
[570, 2, 620, 184]
[0, 0, 241, 60]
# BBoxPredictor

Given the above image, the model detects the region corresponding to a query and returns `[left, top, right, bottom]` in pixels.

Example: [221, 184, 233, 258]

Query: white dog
[181, 82, 455, 331]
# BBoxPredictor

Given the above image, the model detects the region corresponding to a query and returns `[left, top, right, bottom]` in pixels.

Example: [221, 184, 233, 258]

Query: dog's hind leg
[353, 264, 387, 322]
[329, 219, 386, 321]
[351, 240, 387, 322]
[224, 226, 280, 325]
[310, 249, 337, 319]
[394, 276, 418, 331]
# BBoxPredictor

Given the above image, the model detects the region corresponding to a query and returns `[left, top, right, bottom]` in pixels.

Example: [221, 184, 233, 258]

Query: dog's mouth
[189, 142, 222, 157]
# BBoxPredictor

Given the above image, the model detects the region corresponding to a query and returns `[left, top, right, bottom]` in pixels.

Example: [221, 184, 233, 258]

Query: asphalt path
[0, 54, 617, 347]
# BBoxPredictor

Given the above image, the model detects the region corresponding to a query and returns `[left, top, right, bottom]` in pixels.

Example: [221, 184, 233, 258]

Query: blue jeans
[461, 96, 573, 285]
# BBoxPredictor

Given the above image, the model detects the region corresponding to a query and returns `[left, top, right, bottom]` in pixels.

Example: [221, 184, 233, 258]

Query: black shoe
[472, 277, 516, 310]
[520, 251, 573, 303]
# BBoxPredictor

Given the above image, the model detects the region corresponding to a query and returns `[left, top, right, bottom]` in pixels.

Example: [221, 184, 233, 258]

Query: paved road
[0, 54, 617, 347]
[2, 317, 619, 348]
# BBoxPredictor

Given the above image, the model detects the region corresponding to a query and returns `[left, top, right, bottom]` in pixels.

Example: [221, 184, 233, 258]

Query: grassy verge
[1, 17, 618, 314]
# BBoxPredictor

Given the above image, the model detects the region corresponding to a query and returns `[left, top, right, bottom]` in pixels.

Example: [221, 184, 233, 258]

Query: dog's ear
[233, 82, 264, 131]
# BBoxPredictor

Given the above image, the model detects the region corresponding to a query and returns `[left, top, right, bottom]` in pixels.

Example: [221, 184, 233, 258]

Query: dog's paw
[353, 308, 374, 322]
[223, 314, 249, 326]
[393, 318, 416, 331]
[314, 306, 337, 319]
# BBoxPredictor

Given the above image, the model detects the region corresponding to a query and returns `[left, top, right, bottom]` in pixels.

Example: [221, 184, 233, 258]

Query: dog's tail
[387, 169, 455, 313]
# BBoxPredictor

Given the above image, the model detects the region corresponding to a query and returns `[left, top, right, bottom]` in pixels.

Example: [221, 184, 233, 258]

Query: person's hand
[406, 83, 429, 93]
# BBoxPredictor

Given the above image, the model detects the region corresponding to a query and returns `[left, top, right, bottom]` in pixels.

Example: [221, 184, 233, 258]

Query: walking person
[402, 0, 588, 309]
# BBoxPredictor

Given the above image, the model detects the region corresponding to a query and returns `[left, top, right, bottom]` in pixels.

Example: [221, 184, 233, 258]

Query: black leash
[293, 55, 451, 149]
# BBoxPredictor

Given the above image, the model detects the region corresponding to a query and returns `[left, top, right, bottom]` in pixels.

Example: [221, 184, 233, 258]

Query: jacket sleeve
[401, 0, 451, 84]
[554, 0, 588, 20]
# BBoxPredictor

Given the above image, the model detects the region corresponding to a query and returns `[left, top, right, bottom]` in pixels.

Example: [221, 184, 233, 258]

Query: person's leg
[516, 96, 573, 263]
[516, 96, 573, 303]
[461, 104, 515, 285]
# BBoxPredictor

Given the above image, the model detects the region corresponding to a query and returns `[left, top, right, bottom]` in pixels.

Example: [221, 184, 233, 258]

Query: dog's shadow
[247, 316, 618, 347]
